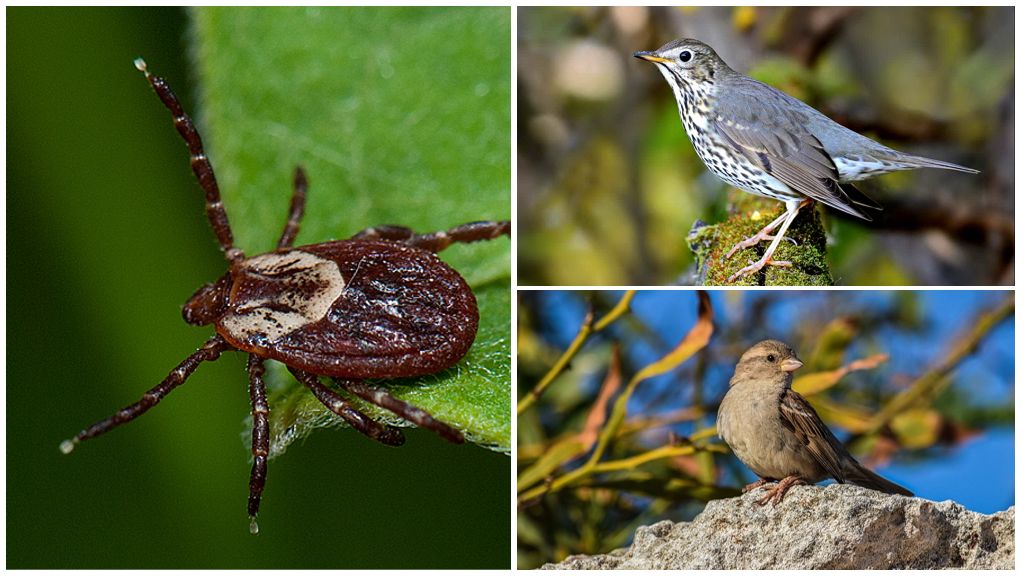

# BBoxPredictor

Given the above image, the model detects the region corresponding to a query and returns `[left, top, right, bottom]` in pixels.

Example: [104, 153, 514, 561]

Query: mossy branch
[688, 193, 833, 286]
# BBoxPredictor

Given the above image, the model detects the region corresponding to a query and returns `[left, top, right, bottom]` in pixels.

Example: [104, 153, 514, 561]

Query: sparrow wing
[709, 76, 871, 220]
[778, 388, 847, 482]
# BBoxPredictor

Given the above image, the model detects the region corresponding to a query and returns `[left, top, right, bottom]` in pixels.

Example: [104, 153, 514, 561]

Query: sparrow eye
[767, 354, 777, 363]
[679, 50, 692, 63]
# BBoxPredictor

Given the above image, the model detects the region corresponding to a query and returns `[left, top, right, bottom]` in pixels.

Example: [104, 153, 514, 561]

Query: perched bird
[717, 340, 912, 504]
[634, 39, 978, 282]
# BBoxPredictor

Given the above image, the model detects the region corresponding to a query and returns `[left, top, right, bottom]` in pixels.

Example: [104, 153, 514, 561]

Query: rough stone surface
[543, 484, 1014, 570]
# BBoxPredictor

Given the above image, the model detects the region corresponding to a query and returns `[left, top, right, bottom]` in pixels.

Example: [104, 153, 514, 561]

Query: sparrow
[717, 339, 912, 504]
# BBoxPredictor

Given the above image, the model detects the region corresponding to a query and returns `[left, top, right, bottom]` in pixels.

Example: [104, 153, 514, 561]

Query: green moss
[689, 193, 833, 286]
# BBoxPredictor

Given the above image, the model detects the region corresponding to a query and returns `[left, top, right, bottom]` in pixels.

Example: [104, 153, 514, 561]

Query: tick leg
[289, 368, 405, 447]
[134, 59, 243, 263]
[60, 335, 230, 454]
[246, 355, 270, 535]
[336, 380, 465, 444]
[277, 166, 308, 249]
[348, 225, 417, 243]
[350, 220, 511, 253]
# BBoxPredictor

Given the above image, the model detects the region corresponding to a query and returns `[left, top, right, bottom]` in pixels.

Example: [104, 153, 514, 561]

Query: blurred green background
[9, 7, 510, 568]
[518, 6, 1013, 285]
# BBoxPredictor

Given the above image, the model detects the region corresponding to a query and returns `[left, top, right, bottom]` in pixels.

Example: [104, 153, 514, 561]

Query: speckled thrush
[635, 39, 977, 282]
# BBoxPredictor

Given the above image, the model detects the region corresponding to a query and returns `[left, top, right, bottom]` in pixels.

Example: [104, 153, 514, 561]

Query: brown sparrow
[717, 340, 912, 504]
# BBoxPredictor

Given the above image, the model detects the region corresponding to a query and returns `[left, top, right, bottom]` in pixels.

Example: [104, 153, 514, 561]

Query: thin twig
[517, 291, 636, 415]
[865, 294, 1013, 434]
[517, 293, 714, 503]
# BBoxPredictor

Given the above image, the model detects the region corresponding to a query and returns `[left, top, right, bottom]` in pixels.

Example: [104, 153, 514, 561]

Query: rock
[543, 484, 1014, 569]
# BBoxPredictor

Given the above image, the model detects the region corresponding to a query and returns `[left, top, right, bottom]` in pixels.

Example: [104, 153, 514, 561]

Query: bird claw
[725, 233, 798, 259]
[754, 476, 806, 506]
[727, 256, 792, 282]
[756, 490, 781, 506]
[742, 478, 771, 493]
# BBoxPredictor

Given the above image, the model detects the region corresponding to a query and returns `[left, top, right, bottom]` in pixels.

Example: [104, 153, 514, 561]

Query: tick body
[61, 58, 510, 534]
[210, 240, 479, 377]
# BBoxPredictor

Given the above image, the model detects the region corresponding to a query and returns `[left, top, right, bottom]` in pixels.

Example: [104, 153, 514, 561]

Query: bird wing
[709, 77, 871, 220]
[778, 388, 847, 482]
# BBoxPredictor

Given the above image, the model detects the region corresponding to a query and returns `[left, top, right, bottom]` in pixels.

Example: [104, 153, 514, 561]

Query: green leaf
[188, 8, 510, 453]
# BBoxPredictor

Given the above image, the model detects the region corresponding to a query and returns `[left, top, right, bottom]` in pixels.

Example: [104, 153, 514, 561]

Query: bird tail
[897, 153, 980, 175]
[818, 179, 878, 221]
[842, 460, 913, 497]
[840, 183, 883, 213]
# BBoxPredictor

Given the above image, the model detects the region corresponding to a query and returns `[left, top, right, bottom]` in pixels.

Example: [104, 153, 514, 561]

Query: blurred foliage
[518, 6, 1013, 286]
[516, 291, 1013, 568]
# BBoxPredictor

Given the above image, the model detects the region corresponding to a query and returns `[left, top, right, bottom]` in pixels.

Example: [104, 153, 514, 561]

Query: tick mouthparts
[780, 358, 804, 373]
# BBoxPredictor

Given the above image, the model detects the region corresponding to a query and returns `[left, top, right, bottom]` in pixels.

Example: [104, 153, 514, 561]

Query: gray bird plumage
[635, 39, 977, 210]
[635, 39, 978, 281]
[718, 340, 912, 504]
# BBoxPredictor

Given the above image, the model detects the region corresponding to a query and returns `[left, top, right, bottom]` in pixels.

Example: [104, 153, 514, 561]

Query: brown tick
[60, 58, 510, 534]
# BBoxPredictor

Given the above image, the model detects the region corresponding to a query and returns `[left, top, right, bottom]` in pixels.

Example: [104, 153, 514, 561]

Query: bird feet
[724, 198, 812, 283]
[727, 253, 793, 283]
[725, 231, 798, 259]
[754, 475, 806, 506]
[742, 478, 771, 493]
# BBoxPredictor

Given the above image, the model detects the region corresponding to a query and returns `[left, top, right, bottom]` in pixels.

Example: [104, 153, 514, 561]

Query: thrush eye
[767, 354, 777, 363]
[679, 50, 692, 63]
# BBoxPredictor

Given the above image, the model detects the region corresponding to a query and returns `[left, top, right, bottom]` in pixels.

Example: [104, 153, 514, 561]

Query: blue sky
[526, 290, 1013, 513]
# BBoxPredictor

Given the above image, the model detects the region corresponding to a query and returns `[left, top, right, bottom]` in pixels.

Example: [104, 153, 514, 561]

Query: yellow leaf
[517, 438, 586, 492]
[732, 7, 757, 31]
[632, 291, 713, 382]
[891, 408, 941, 449]
[810, 396, 872, 433]
[793, 353, 889, 395]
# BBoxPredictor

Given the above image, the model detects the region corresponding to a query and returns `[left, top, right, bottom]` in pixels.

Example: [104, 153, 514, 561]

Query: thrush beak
[633, 51, 671, 63]
[780, 358, 804, 373]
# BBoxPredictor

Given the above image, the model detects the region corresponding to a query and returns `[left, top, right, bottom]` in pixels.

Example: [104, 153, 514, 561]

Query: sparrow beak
[633, 51, 671, 63]
[780, 358, 804, 373]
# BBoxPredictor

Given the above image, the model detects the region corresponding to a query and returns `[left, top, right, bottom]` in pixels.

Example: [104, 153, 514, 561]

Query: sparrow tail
[843, 460, 913, 497]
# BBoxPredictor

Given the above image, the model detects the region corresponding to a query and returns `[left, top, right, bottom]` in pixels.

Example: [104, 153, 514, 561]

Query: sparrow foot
[755, 475, 806, 506]
[742, 478, 772, 493]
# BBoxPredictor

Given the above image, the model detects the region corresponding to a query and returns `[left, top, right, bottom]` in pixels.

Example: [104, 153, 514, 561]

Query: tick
[60, 58, 510, 534]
